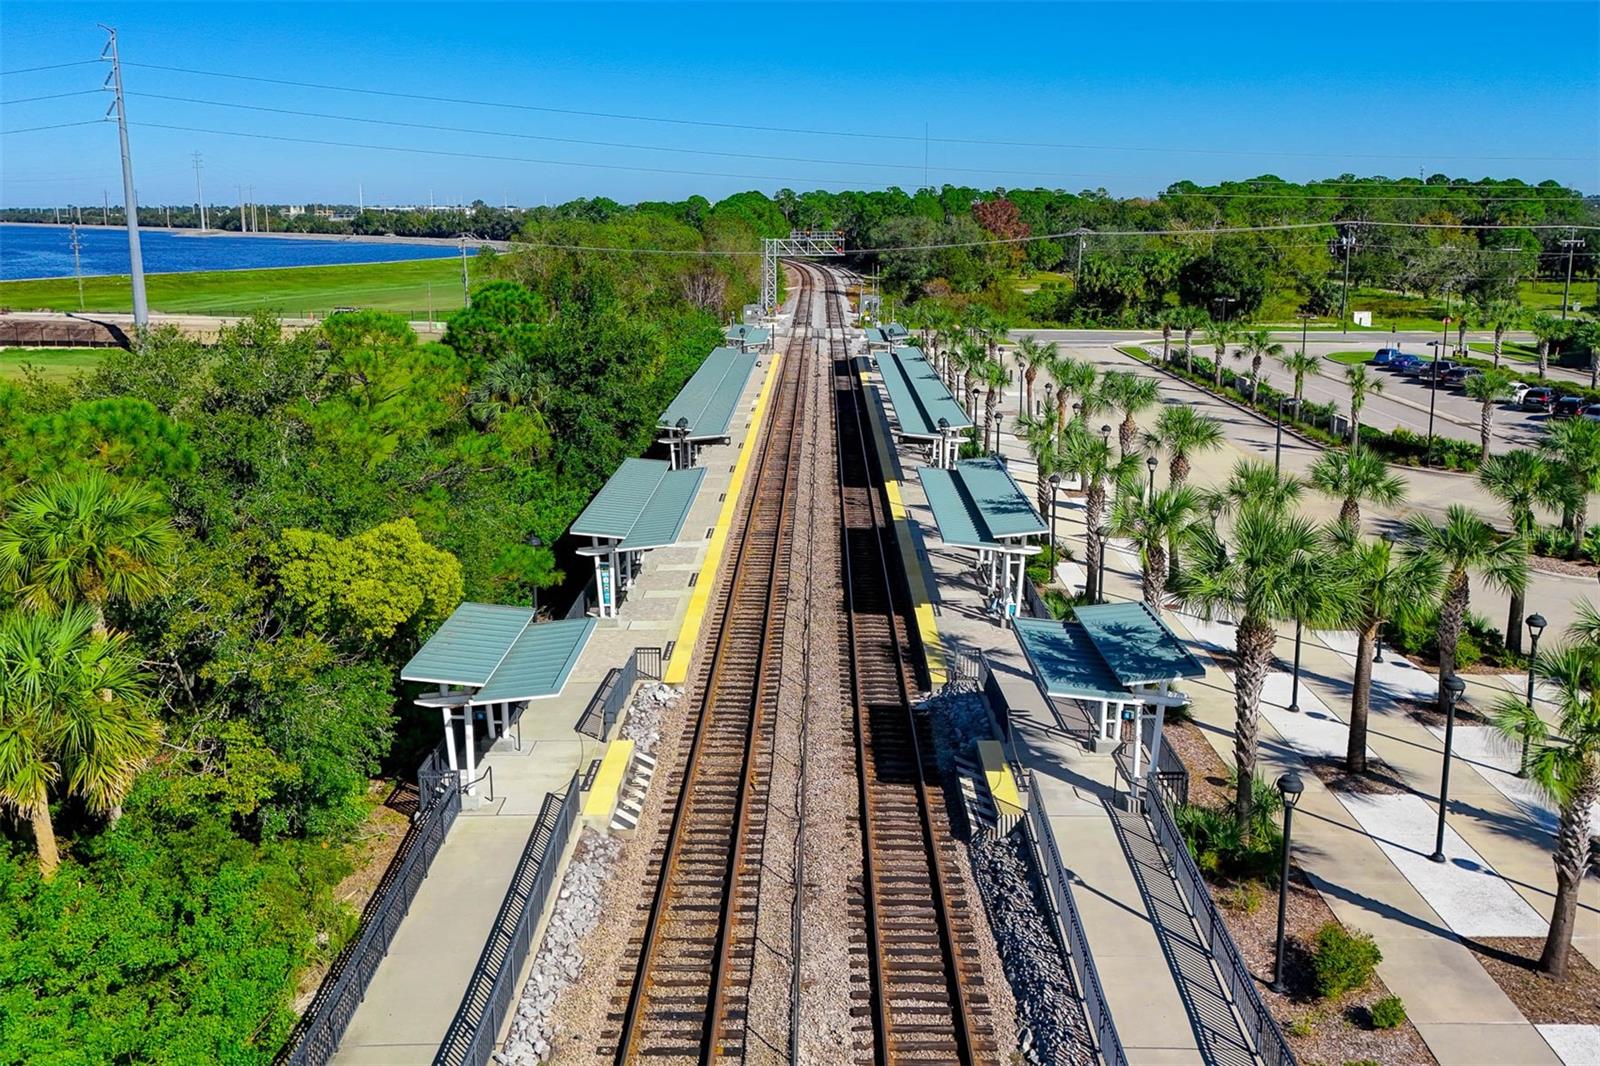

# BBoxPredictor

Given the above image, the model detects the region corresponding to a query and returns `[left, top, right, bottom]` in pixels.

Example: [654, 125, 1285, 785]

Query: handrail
[434, 771, 581, 1066]
[275, 769, 462, 1065]
[1019, 770, 1130, 1066]
[1144, 772, 1298, 1066]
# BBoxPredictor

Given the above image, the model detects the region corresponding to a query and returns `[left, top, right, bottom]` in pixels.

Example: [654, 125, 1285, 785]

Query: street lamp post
[1426, 300, 1451, 466]
[1275, 394, 1285, 475]
[1044, 382, 1054, 424]
[1049, 473, 1062, 557]
[1270, 771, 1305, 994]
[527, 534, 543, 619]
[937, 417, 951, 469]
[1429, 673, 1468, 863]
[1287, 619, 1304, 713]
[1145, 455, 1158, 504]
[675, 416, 690, 470]
[1520, 613, 1547, 777]
[1096, 523, 1110, 605]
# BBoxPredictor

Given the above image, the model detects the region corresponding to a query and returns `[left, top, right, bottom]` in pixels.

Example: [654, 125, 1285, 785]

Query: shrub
[1173, 785, 1282, 883]
[1224, 881, 1265, 915]
[1311, 922, 1383, 999]
[1369, 995, 1407, 1029]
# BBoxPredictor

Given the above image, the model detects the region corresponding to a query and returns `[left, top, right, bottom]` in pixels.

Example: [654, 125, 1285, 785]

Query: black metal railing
[275, 769, 462, 1065]
[576, 653, 643, 741]
[633, 645, 663, 680]
[434, 772, 582, 1066]
[1144, 774, 1298, 1066]
[1018, 770, 1129, 1066]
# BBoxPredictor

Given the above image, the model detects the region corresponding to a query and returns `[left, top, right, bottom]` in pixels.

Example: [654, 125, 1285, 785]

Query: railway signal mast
[760, 230, 845, 316]
[100, 25, 148, 329]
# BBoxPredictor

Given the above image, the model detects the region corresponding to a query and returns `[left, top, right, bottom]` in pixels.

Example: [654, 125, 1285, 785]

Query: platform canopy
[402, 604, 595, 704]
[878, 345, 972, 444]
[724, 323, 770, 350]
[884, 322, 910, 340]
[864, 326, 891, 347]
[659, 346, 758, 445]
[571, 458, 705, 552]
[1074, 602, 1207, 688]
[918, 456, 1047, 551]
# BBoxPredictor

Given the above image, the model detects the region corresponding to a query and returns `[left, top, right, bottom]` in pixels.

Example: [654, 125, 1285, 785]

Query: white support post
[441, 702, 458, 778]
[1149, 683, 1170, 775]
[1099, 699, 1114, 743]
[461, 705, 478, 798]
[1012, 550, 1025, 619]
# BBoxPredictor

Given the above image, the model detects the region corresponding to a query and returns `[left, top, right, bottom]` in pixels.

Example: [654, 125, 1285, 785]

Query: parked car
[1443, 366, 1482, 387]
[1388, 353, 1426, 373]
[1415, 360, 1460, 383]
[1521, 387, 1556, 412]
[1553, 396, 1587, 420]
[1370, 347, 1404, 366]
[1581, 404, 1600, 423]
[1510, 382, 1536, 405]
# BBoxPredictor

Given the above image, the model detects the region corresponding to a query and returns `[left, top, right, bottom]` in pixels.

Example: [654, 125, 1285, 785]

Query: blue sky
[3, 2, 1597, 209]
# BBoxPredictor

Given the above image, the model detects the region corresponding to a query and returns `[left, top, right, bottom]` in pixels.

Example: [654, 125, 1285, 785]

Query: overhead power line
[0, 119, 107, 135]
[0, 88, 103, 105]
[0, 60, 102, 76]
[122, 60, 1599, 164]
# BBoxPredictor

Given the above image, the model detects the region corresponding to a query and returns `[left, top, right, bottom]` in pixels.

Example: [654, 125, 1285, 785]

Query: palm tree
[1490, 624, 1600, 979]
[1155, 309, 1176, 366]
[1404, 505, 1528, 707]
[1539, 417, 1600, 555]
[1051, 354, 1100, 427]
[1014, 336, 1056, 417]
[1212, 458, 1305, 521]
[1171, 306, 1210, 376]
[1326, 523, 1442, 774]
[1308, 448, 1407, 530]
[1530, 313, 1563, 379]
[1101, 371, 1161, 457]
[1019, 407, 1068, 518]
[1479, 450, 1556, 653]
[1063, 423, 1141, 603]
[1277, 346, 1322, 406]
[1111, 484, 1200, 608]
[977, 356, 1009, 454]
[0, 472, 177, 634]
[1344, 363, 1383, 449]
[1178, 506, 1323, 831]
[1204, 321, 1237, 389]
[1462, 368, 1518, 457]
[1474, 298, 1525, 368]
[956, 338, 987, 420]
[1144, 405, 1224, 489]
[1232, 328, 1284, 404]
[0, 605, 160, 877]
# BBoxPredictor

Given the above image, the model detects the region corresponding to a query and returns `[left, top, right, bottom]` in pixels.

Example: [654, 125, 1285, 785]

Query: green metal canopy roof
[878, 345, 972, 438]
[724, 324, 770, 345]
[402, 604, 596, 703]
[1075, 601, 1207, 686]
[660, 346, 758, 441]
[569, 457, 706, 550]
[885, 322, 909, 339]
[1012, 603, 1205, 701]
[1013, 617, 1130, 701]
[918, 456, 1046, 549]
[864, 327, 889, 345]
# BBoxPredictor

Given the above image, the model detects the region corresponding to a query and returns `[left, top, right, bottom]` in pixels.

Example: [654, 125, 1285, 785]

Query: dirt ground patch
[1465, 936, 1600, 1025]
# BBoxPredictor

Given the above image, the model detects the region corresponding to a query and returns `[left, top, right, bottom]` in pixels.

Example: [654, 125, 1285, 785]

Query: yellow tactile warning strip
[582, 738, 635, 819]
[858, 368, 948, 688]
[976, 739, 1024, 820]
[662, 351, 785, 685]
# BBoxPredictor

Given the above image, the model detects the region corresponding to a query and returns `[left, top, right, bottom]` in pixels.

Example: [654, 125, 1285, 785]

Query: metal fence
[577, 655, 639, 740]
[633, 645, 663, 680]
[1018, 770, 1129, 1066]
[434, 772, 582, 1066]
[1144, 774, 1298, 1066]
[275, 770, 462, 1065]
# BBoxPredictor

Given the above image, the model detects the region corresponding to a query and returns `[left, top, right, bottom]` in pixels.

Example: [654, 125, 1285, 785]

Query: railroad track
[605, 274, 815, 1063]
[816, 263, 996, 1065]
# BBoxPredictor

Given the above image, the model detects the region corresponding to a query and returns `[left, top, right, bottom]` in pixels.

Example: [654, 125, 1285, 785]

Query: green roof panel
[918, 457, 1046, 549]
[471, 617, 597, 704]
[1074, 602, 1207, 686]
[878, 346, 972, 437]
[660, 346, 758, 441]
[619, 467, 706, 551]
[401, 602, 536, 686]
[1013, 617, 1130, 701]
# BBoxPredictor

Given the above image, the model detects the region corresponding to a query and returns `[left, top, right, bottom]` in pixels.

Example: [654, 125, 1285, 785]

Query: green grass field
[0, 257, 475, 319]
[1466, 340, 1538, 362]
[1326, 350, 1372, 365]
[0, 347, 107, 381]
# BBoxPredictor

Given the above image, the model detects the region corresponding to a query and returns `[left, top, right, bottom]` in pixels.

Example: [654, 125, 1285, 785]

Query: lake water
[0, 224, 466, 281]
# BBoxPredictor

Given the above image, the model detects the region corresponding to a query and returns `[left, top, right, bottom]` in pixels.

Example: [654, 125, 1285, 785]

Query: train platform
[858, 358, 1259, 1065]
[330, 317, 790, 1063]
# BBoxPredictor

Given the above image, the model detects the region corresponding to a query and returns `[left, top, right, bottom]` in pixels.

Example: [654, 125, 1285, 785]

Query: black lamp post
[1096, 523, 1110, 604]
[1048, 473, 1062, 558]
[937, 416, 951, 468]
[1044, 381, 1054, 421]
[1100, 423, 1112, 449]
[1429, 673, 1468, 863]
[1145, 455, 1158, 503]
[1274, 394, 1285, 475]
[1270, 771, 1305, 994]
[527, 534, 543, 618]
[675, 415, 690, 469]
[1287, 618, 1304, 713]
[1520, 613, 1547, 777]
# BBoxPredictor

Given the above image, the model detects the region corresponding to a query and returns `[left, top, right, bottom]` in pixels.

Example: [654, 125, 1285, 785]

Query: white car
[1509, 382, 1536, 405]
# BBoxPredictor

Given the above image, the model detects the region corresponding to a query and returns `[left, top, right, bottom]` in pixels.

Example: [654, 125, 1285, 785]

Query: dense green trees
[0, 216, 725, 1060]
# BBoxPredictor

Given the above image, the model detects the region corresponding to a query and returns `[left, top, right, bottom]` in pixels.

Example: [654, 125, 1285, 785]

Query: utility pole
[1071, 228, 1090, 289]
[358, 182, 364, 213]
[163, 204, 170, 228]
[459, 235, 471, 308]
[192, 151, 207, 232]
[1337, 231, 1356, 334]
[101, 190, 109, 225]
[248, 186, 257, 231]
[101, 26, 148, 328]
[1560, 234, 1583, 320]
[237, 185, 248, 232]
[69, 223, 85, 310]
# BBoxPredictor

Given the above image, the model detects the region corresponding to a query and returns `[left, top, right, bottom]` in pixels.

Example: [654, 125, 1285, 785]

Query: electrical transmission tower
[760, 230, 846, 314]
[100, 25, 148, 328]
